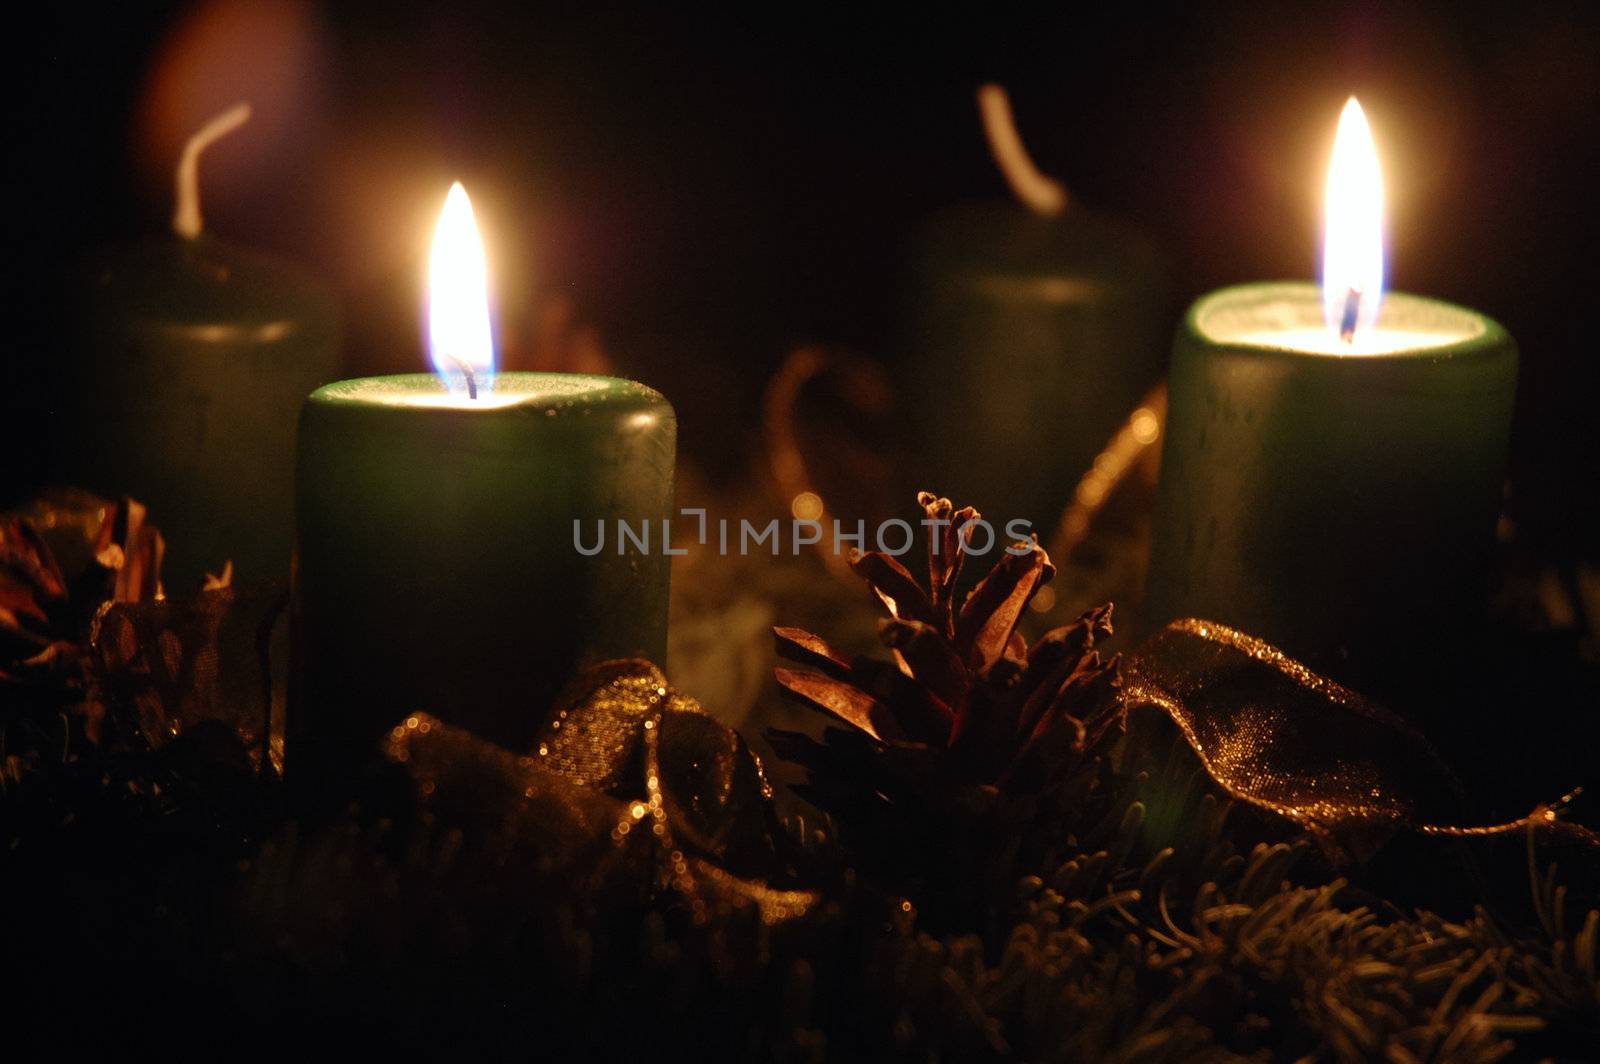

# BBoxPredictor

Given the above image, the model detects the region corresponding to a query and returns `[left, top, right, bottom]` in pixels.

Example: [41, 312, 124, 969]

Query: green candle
[1145, 282, 1515, 683]
[1146, 101, 1517, 691]
[289, 186, 675, 800]
[293, 373, 675, 777]
[64, 105, 339, 590]
[901, 204, 1168, 532]
[899, 87, 1169, 538]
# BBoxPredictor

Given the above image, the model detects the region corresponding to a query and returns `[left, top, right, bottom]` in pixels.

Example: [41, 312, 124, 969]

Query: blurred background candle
[64, 104, 340, 591]
[291, 183, 675, 800]
[898, 85, 1170, 540]
[1146, 99, 1518, 695]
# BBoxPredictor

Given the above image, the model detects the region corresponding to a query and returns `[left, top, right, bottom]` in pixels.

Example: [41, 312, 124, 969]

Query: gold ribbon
[1124, 619, 1596, 864]
[386, 659, 820, 927]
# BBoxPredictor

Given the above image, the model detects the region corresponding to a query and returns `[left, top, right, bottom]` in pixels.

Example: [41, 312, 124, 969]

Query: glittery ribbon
[386, 659, 820, 927]
[1124, 619, 1596, 864]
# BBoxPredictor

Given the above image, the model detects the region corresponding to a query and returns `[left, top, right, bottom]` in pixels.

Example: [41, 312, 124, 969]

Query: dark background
[3, 0, 1597, 557]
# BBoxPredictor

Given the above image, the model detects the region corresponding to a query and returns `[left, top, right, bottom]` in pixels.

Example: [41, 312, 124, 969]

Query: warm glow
[791, 491, 824, 521]
[429, 182, 495, 395]
[1322, 97, 1385, 342]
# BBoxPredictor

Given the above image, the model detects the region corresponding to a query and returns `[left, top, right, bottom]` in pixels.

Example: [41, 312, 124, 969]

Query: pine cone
[1, 490, 164, 712]
[767, 492, 1122, 923]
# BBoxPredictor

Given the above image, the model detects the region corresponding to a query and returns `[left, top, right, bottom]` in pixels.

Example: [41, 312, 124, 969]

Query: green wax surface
[67, 235, 341, 590]
[900, 202, 1170, 535]
[1145, 283, 1516, 693]
[292, 372, 675, 796]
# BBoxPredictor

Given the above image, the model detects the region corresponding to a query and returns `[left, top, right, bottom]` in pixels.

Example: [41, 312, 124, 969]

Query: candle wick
[1339, 287, 1362, 343]
[449, 356, 479, 400]
[977, 84, 1070, 217]
[172, 102, 253, 241]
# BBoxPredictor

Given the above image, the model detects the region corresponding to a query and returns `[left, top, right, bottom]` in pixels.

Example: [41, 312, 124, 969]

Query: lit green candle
[1146, 99, 1517, 692]
[290, 185, 674, 799]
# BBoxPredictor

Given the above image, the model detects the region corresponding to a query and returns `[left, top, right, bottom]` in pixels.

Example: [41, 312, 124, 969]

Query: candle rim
[1188, 282, 1510, 362]
[915, 201, 1167, 278]
[85, 236, 339, 328]
[307, 371, 670, 414]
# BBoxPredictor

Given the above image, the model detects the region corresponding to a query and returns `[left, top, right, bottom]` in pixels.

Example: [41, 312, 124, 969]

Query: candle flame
[429, 182, 494, 395]
[1322, 97, 1384, 342]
